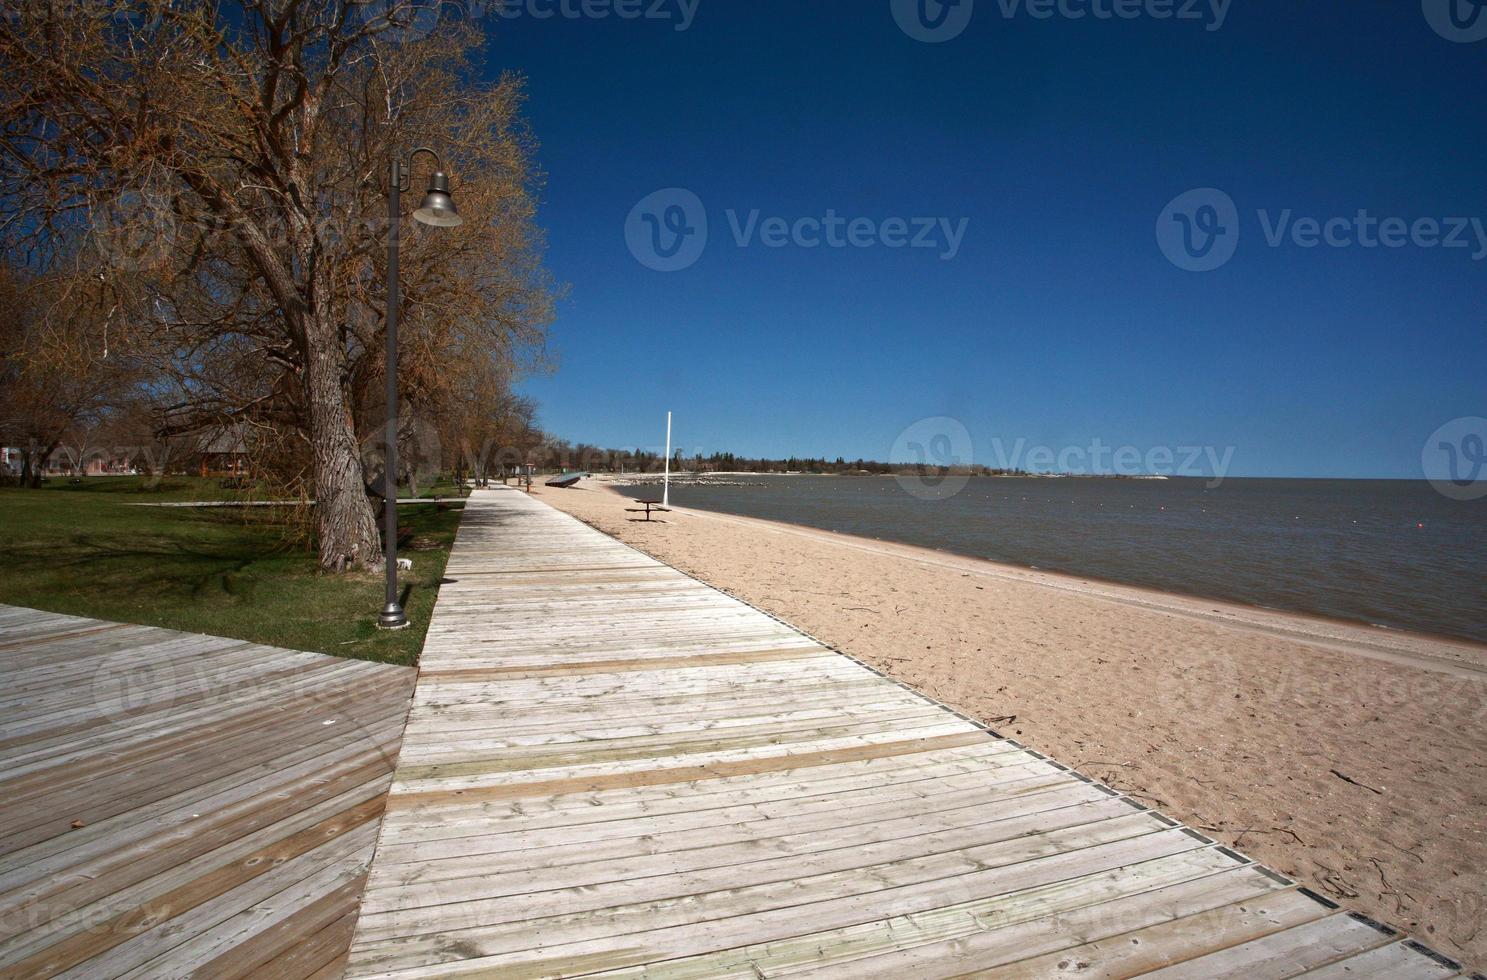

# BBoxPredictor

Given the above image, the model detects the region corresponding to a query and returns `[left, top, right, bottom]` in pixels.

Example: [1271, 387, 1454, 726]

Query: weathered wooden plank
[372, 742, 1027, 847]
[236, 909, 363, 980]
[385, 730, 993, 808]
[350, 834, 1218, 977]
[0, 689, 408, 854]
[91, 825, 379, 980]
[940, 887, 1334, 978]
[0, 604, 414, 980]
[351, 798, 1156, 956]
[1131, 910, 1401, 979]
[107, 847, 374, 979]
[1293, 940, 1465, 979]
[373, 763, 1072, 869]
[0, 774, 391, 947]
[372, 758, 1059, 861]
[582, 860, 1285, 979]
[0, 709, 405, 888]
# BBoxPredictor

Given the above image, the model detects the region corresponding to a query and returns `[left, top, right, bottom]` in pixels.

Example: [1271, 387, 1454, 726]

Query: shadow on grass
[8, 532, 274, 604]
[51, 479, 200, 495]
[0, 488, 464, 665]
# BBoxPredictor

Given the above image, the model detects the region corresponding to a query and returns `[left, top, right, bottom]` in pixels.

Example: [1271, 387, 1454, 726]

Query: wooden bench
[625, 498, 671, 521]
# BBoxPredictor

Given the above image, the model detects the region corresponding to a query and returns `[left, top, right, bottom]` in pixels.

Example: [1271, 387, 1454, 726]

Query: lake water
[614, 476, 1487, 645]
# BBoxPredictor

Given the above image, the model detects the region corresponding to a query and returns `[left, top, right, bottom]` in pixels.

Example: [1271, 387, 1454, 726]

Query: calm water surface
[615, 477, 1487, 645]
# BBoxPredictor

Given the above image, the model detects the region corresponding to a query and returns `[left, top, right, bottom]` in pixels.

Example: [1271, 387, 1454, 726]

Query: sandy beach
[536, 479, 1487, 968]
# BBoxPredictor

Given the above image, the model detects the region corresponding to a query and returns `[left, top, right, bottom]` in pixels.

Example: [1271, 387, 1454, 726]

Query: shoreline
[536, 481, 1487, 968]
[665, 499, 1487, 677]
[592, 475, 1487, 655]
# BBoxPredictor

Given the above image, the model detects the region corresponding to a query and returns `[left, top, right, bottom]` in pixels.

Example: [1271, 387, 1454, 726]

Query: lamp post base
[377, 603, 409, 630]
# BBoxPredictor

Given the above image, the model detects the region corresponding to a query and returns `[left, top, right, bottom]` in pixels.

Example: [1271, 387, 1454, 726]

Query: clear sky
[475, 1, 1485, 478]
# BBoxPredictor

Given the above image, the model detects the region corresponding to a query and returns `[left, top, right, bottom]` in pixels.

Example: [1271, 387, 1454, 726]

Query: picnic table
[626, 498, 671, 521]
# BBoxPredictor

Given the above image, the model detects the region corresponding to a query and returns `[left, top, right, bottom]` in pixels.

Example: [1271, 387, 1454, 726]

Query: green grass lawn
[0, 476, 464, 666]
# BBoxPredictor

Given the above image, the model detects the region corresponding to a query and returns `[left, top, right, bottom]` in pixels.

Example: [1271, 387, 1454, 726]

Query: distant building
[76, 450, 138, 476]
[3, 424, 251, 479]
[1, 446, 139, 477]
[187, 425, 251, 477]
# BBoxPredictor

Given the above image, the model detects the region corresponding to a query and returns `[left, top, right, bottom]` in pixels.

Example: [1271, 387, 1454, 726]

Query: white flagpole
[663, 411, 672, 508]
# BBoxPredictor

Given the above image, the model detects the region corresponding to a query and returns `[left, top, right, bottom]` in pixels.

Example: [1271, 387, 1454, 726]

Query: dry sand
[535, 480, 1487, 968]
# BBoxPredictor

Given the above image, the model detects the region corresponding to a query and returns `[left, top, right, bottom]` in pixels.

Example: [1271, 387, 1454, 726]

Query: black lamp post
[379, 148, 462, 630]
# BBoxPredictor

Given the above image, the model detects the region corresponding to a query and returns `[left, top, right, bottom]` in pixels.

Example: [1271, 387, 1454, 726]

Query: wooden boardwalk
[345, 489, 1473, 979]
[0, 605, 414, 979]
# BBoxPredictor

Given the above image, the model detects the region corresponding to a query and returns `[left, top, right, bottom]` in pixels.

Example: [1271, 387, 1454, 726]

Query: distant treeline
[533, 441, 1023, 477]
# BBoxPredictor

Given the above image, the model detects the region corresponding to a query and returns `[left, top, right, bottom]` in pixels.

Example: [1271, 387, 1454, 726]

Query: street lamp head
[412, 171, 462, 227]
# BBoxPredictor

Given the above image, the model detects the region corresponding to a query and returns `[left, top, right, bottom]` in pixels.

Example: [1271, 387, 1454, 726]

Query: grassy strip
[0, 476, 463, 666]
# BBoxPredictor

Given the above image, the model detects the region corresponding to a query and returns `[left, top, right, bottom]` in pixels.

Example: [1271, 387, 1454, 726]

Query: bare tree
[0, 1, 555, 568]
[0, 265, 138, 486]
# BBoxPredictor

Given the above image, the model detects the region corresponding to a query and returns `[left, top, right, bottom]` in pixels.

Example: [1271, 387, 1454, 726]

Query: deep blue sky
[475, 1, 1484, 477]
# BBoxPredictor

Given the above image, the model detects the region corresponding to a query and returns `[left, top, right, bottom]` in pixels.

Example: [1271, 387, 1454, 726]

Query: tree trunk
[21, 442, 57, 488]
[303, 315, 381, 571]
